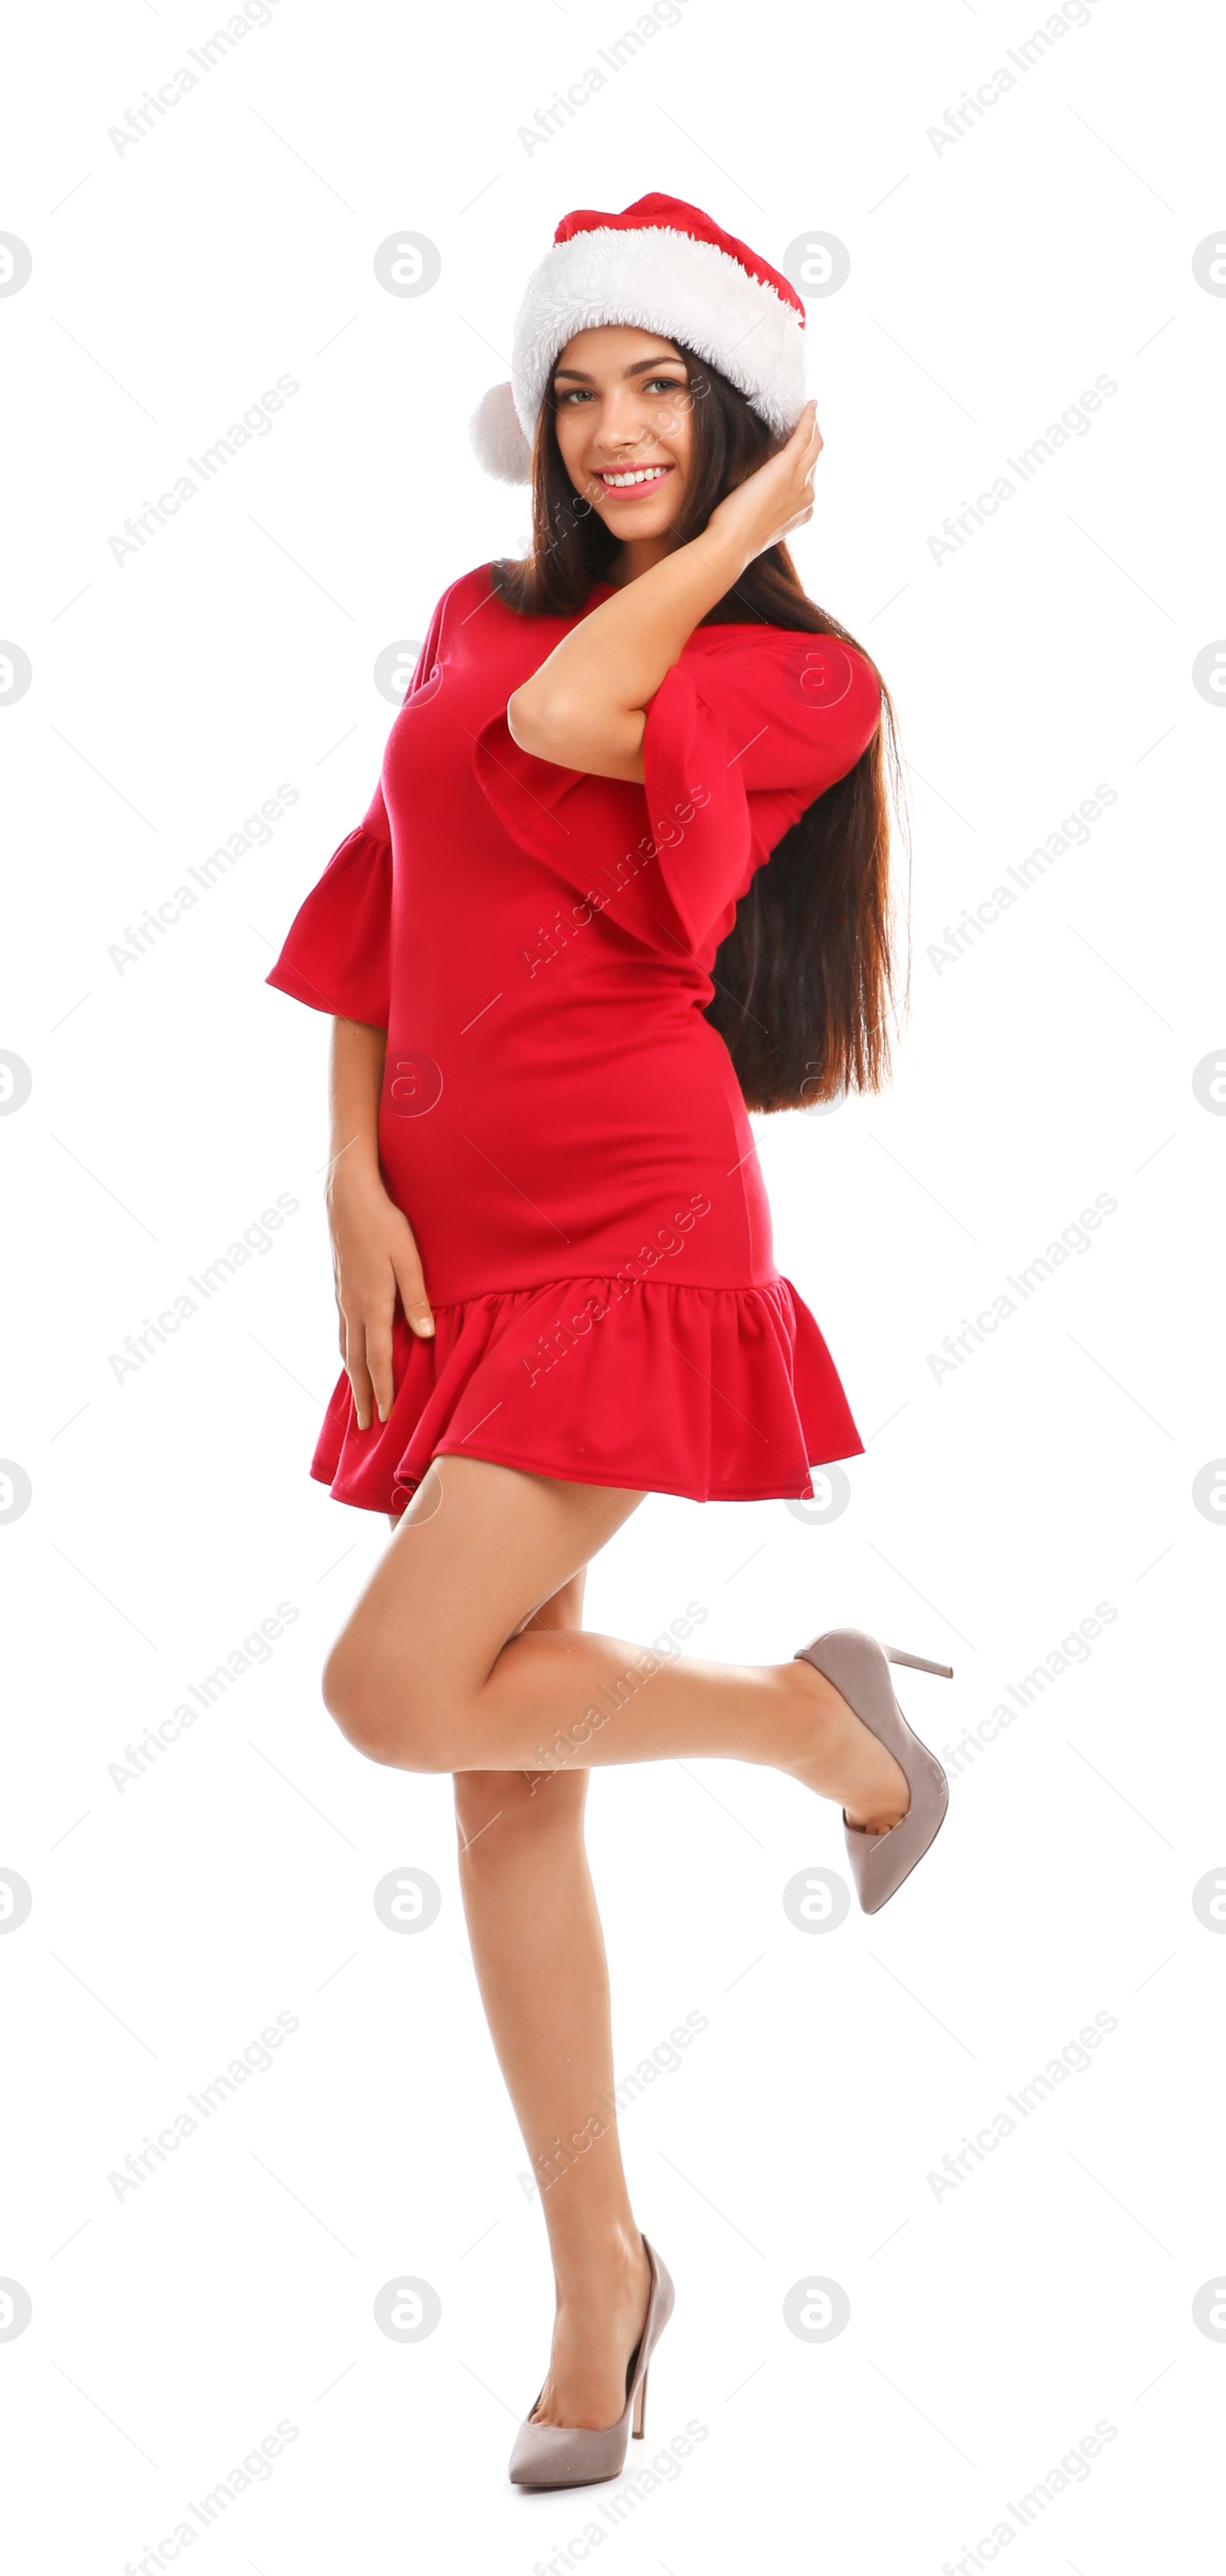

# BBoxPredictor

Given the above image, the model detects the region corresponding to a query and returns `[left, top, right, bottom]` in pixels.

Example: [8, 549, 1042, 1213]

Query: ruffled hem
[306, 1273, 863, 1514]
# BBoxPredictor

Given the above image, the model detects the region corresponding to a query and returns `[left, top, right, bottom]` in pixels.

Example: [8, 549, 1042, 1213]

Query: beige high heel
[795, 1628, 952, 1913]
[508, 2237, 674, 2490]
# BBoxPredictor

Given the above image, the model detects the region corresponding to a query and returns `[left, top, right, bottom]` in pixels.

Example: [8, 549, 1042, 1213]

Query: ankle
[550, 2222, 647, 2303]
[776, 1657, 847, 1774]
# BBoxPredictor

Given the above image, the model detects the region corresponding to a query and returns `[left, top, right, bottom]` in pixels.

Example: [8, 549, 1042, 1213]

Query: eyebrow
[552, 352, 687, 384]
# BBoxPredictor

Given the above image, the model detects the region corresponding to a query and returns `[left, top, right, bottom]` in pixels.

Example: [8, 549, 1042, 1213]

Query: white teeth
[601, 466, 668, 487]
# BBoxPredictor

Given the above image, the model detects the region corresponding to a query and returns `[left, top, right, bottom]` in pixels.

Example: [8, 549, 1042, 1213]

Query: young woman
[267, 194, 951, 2491]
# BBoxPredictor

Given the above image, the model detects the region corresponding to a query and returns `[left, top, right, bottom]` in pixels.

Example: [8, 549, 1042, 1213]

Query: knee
[322, 1625, 452, 1772]
[320, 1633, 392, 1761]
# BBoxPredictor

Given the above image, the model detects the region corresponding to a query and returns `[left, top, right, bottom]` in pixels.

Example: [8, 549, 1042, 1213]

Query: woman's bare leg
[454, 1572, 651, 2434]
[331, 1456, 910, 2433]
[329, 1457, 910, 1828]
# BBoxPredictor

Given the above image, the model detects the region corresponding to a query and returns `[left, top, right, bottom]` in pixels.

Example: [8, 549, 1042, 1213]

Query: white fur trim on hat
[471, 221, 808, 482]
[469, 379, 533, 483]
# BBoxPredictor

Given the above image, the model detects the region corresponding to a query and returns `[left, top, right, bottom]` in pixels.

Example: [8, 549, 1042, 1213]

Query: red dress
[267, 562, 877, 1516]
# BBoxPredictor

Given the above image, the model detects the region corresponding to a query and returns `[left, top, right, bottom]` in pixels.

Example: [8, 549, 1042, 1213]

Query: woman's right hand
[704, 398, 823, 566]
[326, 1168, 434, 1430]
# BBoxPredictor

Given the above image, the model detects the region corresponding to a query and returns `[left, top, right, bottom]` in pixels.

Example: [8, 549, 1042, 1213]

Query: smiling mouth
[594, 463, 674, 493]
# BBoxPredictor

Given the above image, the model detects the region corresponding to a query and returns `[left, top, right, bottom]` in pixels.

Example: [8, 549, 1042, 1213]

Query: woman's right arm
[506, 402, 821, 781]
[326, 1017, 434, 1429]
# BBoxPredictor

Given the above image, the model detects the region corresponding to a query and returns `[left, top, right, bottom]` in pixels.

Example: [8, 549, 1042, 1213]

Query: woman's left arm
[506, 403, 822, 782]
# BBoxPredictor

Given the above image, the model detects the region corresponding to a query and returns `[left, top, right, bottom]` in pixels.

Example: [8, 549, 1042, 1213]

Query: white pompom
[469, 381, 533, 484]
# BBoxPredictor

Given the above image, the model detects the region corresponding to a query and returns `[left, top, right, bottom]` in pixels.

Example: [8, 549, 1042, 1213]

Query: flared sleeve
[264, 606, 447, 1026]
[640, 630, 882, 955]
[473, 622, 882, 968]
[264, 780, 393, 1026]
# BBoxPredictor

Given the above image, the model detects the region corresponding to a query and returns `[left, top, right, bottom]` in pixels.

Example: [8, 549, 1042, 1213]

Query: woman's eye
[555, 379, 685, 402]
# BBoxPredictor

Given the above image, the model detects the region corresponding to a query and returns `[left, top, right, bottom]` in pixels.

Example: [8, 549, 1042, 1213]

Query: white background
[2, 1, 1223, 2568]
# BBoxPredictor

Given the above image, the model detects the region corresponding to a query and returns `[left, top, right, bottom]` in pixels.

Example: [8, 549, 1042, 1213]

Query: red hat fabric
[470, 191, 809, 484]
[553, 193, 807, 322]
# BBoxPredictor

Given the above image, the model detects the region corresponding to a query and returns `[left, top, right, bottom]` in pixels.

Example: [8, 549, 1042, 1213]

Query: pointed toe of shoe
[796, 1626, 951, 1914]
[844, 1759, 949, 1913]
[508, 2412, 625, 2489]
[844, 1822, 902, 1915]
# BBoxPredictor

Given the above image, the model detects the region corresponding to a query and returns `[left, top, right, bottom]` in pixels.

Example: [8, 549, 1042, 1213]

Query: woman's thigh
[323, 1454, 644, 1759]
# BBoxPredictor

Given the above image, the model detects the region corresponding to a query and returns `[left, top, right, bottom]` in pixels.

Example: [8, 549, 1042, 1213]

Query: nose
[593, 385, 660, 453]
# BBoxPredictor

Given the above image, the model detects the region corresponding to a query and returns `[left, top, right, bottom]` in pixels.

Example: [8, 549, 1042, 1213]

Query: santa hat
[470, 191, 808, 484]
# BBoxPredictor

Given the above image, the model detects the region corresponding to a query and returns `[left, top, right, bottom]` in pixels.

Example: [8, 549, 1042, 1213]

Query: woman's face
[549, 326, 695, 542]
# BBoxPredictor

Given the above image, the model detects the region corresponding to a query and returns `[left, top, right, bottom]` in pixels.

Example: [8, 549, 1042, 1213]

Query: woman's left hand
[703, 399, 823, 566]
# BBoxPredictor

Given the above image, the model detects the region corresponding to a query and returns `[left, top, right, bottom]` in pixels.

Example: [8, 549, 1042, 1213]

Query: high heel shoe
[508, 2237, 674, 2490]
[795, 1628, 953, 1914]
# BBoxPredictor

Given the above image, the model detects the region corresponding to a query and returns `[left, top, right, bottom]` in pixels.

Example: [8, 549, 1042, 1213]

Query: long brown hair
[492, 345, 906, 1111]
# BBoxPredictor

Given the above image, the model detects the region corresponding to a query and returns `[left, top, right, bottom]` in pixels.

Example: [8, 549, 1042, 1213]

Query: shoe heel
[884, 1645, 954, 1679]
[632, 2365, 648, 2440]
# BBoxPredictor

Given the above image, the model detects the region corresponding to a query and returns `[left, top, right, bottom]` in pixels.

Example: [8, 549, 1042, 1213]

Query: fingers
[327, 1190, 437, 1435]
[394, 1251, 436, 1343]
[785, 402, 822, 516]
[366, 1255, 433, 1426]
[790, 397, 818, 444]
[342, 1320, 377, 1433]
[343, 1275, 434, 1433]
[794, 398, 821, 460]
[362, 1258, 433, 1429]
[365, 1314, 396, 1426]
